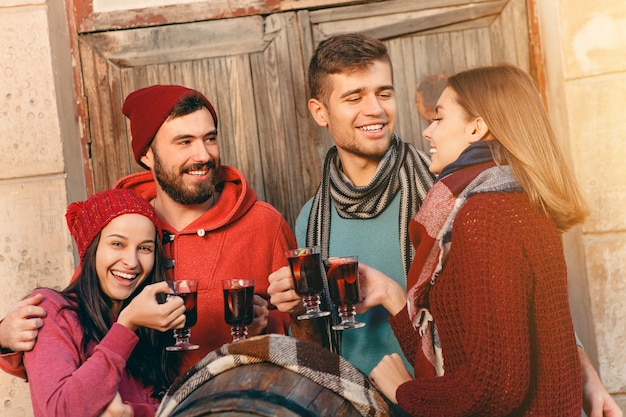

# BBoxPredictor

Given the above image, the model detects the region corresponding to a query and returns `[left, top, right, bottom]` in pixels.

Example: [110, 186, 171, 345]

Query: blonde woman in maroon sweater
[358, 64, 587, 416]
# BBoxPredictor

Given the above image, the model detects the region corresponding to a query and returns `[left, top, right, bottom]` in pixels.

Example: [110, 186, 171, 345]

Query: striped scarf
[406, 143, 521, 376]
[306, 134, 434, 277]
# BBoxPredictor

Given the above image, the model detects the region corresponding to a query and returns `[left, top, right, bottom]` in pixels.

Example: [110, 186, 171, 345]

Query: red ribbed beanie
[122, 85, 218, 169]
[65, 188, 162, 260]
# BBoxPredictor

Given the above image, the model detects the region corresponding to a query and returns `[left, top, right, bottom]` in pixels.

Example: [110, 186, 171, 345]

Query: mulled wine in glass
[166, 280, 199, 351]
[285, 246, 331, 320]
[222, 278, 255, 342]
[323, 256, 365, 330]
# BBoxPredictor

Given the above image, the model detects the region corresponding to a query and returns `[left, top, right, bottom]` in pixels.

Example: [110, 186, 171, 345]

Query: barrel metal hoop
[171, 389, 319, 417]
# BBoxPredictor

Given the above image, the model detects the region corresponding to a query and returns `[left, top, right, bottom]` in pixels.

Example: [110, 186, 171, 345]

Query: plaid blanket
[156, 334, 390, 417]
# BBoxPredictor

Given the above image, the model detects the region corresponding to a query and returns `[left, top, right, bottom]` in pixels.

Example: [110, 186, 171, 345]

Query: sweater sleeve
[23, 290, 142, 417]
[0, 347, 26, 379]
[388, 306, 419, 368]
[395, 193, 581, 416]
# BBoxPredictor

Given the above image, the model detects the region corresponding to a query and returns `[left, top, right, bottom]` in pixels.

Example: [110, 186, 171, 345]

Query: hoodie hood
[113, 165, 257, 233]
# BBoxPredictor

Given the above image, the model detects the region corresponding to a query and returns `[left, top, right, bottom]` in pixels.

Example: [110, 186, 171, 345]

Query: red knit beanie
[122, 85, 218, 169]
[65, 189, 162, 260]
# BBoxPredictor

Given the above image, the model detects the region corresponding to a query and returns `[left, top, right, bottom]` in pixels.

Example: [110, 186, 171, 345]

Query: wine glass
[222, 278, 255, 342]
[285, 246, 331, 320]
[323, 256, 365, 330]
[166, 280, 200, 351]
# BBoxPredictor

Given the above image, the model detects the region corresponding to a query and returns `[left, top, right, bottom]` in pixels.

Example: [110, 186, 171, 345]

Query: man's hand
[580, 347, 623, 417]
[98, 392, 132, 417]
[117, 281, 186, 332]
[0, 293, 46, 352]
[268, 266, 302, 314]
[247, 295, 269, 337]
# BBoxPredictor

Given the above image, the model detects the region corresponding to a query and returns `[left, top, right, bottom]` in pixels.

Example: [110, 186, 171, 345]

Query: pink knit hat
[66, 189, 161, 260]
[122, 85, 218, 169]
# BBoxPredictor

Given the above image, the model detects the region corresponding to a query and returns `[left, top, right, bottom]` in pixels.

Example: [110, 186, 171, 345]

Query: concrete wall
[0, 0, 624, 416]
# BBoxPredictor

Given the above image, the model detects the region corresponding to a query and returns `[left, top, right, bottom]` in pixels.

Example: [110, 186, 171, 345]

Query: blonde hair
[448, 64, 587, 232]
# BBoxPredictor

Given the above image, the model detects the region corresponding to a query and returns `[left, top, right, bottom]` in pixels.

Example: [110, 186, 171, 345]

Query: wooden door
[77, 0, 532, 227]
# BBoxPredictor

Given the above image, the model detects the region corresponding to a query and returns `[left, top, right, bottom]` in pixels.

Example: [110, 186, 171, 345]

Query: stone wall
[537, 1, 626, 408]
[0, 1, 83, 415]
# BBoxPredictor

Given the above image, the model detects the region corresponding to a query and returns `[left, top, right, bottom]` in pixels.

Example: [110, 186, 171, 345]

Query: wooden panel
[304, 0, 530, 155]
[78, 0, 532, 229]
[74, 0, 280, 33]
[78, 12, 317, 225]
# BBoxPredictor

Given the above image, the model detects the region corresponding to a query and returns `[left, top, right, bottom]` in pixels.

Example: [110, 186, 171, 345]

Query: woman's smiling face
[95, 213, 157, 315]
[422, 86, 478, 175]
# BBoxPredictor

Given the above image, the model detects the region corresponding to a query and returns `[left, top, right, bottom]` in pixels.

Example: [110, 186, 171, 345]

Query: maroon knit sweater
[390, 191, 582, 416]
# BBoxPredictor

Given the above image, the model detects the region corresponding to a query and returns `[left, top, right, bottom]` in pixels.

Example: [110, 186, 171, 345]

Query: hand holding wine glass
[323, 256, 365, 330]
[222, 278, 255, 342]
[165, 280, 199, 351]
[285, 246, 331, 320]
[324, 256, 365, 330]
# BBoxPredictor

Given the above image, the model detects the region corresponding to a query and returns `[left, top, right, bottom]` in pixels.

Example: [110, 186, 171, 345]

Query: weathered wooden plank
[80, 16, 269, 67]
[280, 0, 368, 12]
[449, 30, 469, 71]
[229, 55, 265, 197]
[76, 0, 279, 33]
[365, 2, 506, 41]
[308, 0, 497, 22]
[79, 39, 120, 192]
[257, 12, 313, 224]
[106, 65, 132, 178]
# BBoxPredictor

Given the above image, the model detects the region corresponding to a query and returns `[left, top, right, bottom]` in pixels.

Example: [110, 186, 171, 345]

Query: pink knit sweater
[23, 289, 159, 417]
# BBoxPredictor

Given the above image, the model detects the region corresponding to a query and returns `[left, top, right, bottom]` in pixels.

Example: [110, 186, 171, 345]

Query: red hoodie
[114, 165, 295, 373]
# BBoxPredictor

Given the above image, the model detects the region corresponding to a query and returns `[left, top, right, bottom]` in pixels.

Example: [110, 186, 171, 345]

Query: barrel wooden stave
[168, 362, 363, 417]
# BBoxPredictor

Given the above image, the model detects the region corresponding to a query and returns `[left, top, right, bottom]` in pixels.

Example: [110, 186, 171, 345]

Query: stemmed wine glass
[166, 280, 200, 351]
[285, 246, 331, 320]
[323, 256, 365, 330]
[222, 278, 255, 342]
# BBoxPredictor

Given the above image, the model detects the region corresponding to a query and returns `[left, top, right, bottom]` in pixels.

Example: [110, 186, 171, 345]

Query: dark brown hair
[308, 32, 391, 103]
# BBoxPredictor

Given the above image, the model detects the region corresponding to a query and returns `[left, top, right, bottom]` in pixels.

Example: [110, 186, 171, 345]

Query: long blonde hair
[448, 64, 587, 232]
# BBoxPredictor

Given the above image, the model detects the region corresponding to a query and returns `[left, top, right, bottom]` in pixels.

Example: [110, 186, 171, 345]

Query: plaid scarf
[156, 335, 390, 417]
[406, 142, 521, 376]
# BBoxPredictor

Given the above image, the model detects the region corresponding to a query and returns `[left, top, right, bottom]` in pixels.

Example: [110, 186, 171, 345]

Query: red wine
[324, 258, 359, 306]
[177, 291, 198, 328]
[223, 285, 254, 326]
[288, 252, 324, 296]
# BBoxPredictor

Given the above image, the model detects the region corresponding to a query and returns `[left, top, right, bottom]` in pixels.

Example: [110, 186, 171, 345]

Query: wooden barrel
[167, 361, 362, 417]
[157, 335, 390, 417]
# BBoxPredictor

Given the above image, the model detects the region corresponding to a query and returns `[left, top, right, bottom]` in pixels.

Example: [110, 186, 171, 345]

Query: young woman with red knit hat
[23, 189, 186, 417]
[358, 64, 586, 416]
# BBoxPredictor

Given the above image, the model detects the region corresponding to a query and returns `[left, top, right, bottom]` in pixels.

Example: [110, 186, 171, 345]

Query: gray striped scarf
[306, 134, 434, 277]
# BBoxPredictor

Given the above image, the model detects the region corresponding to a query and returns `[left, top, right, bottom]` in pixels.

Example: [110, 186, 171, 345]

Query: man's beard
[152, 150, 219, 205]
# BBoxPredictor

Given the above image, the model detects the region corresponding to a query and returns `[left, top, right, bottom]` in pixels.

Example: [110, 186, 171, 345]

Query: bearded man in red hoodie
[1, 85, 296, 379]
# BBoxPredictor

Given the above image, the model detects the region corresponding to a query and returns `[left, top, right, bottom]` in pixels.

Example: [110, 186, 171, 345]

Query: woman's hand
[247, 295, 270, 337]
[369, 353, 413, 404]
[356, 263, 407, 316]
[98, 392, 132, 417]
[117, 281, 186, 332]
